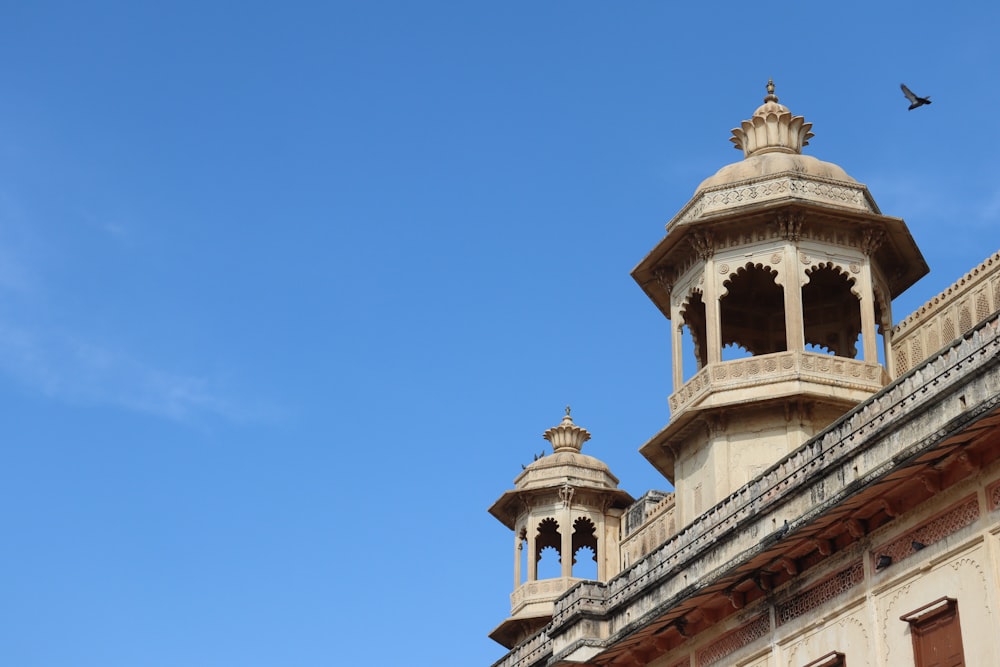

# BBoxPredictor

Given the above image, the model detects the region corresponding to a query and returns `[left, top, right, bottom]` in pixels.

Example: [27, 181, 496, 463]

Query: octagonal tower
[488, 410, 633, 649]
[632, 82, 928, 527]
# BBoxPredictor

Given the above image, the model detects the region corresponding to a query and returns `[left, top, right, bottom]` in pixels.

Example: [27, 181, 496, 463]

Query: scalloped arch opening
[720, 263, 787, 356]
[803, 264, 869, 359]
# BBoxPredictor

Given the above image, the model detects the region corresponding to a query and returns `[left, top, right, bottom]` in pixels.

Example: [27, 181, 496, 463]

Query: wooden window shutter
[900, 597, 966, 667]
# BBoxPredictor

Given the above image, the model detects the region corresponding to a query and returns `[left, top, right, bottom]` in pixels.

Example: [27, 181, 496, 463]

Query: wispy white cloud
[0, 190, 278, 423]
[0, 322, 277, 423]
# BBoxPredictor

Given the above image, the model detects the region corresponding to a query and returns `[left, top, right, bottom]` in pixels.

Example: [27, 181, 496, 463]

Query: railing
[510, 577, 584, 615]
[670, 350, 889, 414]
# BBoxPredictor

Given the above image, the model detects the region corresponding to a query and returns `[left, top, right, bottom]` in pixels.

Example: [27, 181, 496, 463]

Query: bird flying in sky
[900, 83, 931, 110]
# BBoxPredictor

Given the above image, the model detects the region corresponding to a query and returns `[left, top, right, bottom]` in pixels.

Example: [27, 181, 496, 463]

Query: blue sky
[1, 2, 998, 665]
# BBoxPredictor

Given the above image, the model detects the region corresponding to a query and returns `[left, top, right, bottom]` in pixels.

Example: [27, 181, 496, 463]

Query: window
[802, 652, 845, 667]
[900, 597, 966, 667]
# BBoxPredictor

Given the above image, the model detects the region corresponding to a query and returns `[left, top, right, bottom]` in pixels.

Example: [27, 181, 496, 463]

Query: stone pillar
[859, 264, 878, 362]
[514, 530, 522, 589]
[527, 521, 537, 581]
[705, 258, 722, 364]
[596, 510, 606, 581]
[671, 309, 685, 391]
[561, 491, 573, 578]
[882, 295, 896, 376]
[783, 243, 805, 351]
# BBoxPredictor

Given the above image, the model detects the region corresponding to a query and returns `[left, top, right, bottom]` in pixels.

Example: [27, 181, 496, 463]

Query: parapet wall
[892, 250, 1000, 375]
[620, 491, 675, 567]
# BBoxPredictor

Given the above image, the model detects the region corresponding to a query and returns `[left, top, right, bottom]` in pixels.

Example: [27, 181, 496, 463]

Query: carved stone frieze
[671, 175, 874, 227]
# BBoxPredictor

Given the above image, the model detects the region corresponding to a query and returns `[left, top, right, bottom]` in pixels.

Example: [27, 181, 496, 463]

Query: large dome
[697, 151, 856, 191]
[514, 449, 619, 491]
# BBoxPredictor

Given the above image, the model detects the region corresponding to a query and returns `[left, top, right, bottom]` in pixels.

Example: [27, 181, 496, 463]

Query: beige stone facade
[487, 82, 1000, 666]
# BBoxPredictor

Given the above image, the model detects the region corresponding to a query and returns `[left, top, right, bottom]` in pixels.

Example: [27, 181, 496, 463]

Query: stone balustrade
[669, 350, 889, 415]
[510, 577, 585, 616]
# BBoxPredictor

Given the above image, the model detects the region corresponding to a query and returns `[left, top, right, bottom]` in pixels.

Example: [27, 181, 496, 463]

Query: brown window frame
[802, 651, 845, 667]
[900, 596, 966, 667]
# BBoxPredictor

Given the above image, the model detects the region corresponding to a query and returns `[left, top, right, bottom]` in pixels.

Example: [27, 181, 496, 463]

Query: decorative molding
[881, 582, 913, 665]
[800, 260, 860, 299]
[671, 175, 874, 226]
[951, 557, 990, 617]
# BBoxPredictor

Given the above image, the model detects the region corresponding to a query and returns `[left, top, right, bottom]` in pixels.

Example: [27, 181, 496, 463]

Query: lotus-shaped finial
[730, 79, 814, 158]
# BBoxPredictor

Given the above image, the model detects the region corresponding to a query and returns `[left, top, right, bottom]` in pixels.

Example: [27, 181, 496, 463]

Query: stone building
[487, 82, 1000, 666]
